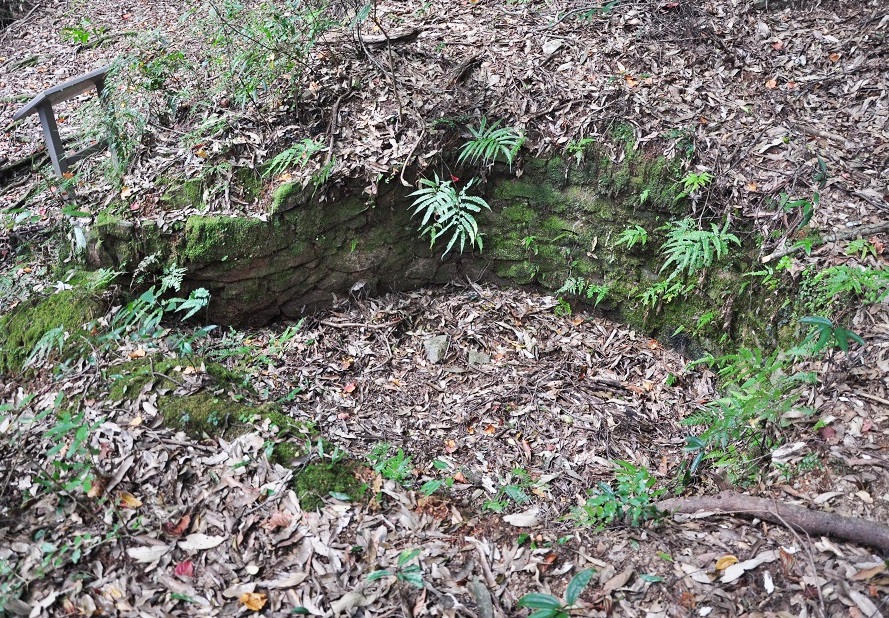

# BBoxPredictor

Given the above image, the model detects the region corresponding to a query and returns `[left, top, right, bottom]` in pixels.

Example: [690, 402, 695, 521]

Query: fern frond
[458, 118, 524, 167]
[409, 175, 490, 257]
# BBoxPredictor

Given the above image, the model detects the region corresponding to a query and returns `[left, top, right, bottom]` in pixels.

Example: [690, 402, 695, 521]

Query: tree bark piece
[656, 490, 889, 553]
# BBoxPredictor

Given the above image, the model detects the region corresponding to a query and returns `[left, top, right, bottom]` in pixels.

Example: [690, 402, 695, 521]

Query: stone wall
[88, 147, 785, 354]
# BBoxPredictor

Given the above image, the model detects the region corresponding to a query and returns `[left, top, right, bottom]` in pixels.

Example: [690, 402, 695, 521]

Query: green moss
[158, 391, 287, 440]
[493, 180, 556, 203]
[292, 461, 366, 511]
[181, 215, 272, 263]
[502, 202, 537, 224]
[0, 289, 102, 375]
[495, 260, 538, 284]
[107, 357, 187, 400]
[160, 177, 203, 209]
[271, 181, 302, 213]
[235, 167, 262, 202]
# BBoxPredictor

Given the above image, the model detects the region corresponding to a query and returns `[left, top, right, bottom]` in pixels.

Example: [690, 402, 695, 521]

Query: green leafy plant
[565, 137, 596, 164]
[262, 138, 326, 179]
[572, 461, 664, 529]
[776, 192, 818, 234]
[458, 118, 524, 167]
[614, 225, 648, 250]
[554, 298, 572, 317]
[680, 316, 860, 484]
[517, 568, 595, 617]
[556, 277, 609, 307]
[799, 316, 864, 354]
[675, 170, 713, 199]
[368, 548, 424, 589]
[638, 279, 689, 309]
[483, 467, 536, 513]
[368, 443, 414, 483]
[409, 174, 490, 257]
[807, 264, 889, 310]
[845, 238, 878, 261]
[420, 459, 455, 496]
[206, 0, 335, 106]
[658, 218, 740, 279]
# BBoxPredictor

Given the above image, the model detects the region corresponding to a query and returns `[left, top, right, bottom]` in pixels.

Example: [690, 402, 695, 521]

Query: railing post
[36, 103, 68, 177]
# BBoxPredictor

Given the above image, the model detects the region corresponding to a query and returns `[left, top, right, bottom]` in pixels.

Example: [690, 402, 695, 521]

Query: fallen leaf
[263, 511, 293, 530]
[179, 533, 225, 551]
[772, 40, 783, 50]
[163, 514, 191, 537]
[343, 382, 357, 394]
[851, 563, 886, 581]
[119, 492, 142, 508]
[239, 592, 267, 611]
[503, 507, 540, 527]
[444, 439, 458, 453]
[174, 560, 194, 578]
[603, 569, 634, 594]
[126, 545, 171, 563]
[120, 186, 132, 199]
[828, 52, 840, 62]
[715, 555, 739, 570]
[765, 79, 778, 89]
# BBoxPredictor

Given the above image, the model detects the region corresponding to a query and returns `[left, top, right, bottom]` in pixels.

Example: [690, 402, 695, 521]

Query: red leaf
[174, 560, 194, 578]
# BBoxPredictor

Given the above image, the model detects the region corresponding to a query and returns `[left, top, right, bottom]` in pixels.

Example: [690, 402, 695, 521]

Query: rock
[423, 335, 449, 364]
[468, 348, 490, 365]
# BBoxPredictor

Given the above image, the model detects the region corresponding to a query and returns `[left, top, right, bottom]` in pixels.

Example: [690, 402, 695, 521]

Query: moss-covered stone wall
[87, 145, 784, 353]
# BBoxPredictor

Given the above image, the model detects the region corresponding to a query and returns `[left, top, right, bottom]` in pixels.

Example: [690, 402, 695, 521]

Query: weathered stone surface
[87, 144, 783, 352]
[424, 335, 449, 364]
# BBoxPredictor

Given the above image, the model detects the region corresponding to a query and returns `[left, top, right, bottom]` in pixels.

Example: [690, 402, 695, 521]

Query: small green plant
[554, 298, 572, 317]
[483, 467, 535, 513]
[658, 218, 740, 280]
[206, 0, 335, 106]
[565, 137, 596, 164]
[368, 549, 424, 589]
[572, 461, 664, 529]
[776, 192, 817, 233]
[521, 235, 539, 255]
[675, 170, 713, 200]
[799, 316, 864, 354]
[808, 265, 889, 309]
[420, 459, 455, 496]
[517, 568, 595, 617]
[614, 225, 648, 251]
[680, 316, 860, 485]
[262, 138, 326, 179]
[409, 174, 490, 257]
[60, 19, 106, 45]
[638, 279, 689, 309]
[845, 238, 878, 261]
[556, 277, 608, 307]
[458, 118, 524, 167]
[368, 443, 414, 483]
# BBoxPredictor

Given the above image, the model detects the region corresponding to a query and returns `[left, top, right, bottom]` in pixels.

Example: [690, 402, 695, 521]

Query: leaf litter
[1, 0, 889, 615]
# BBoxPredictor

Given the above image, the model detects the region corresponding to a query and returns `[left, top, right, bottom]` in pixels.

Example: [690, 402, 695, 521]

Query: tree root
[656, 491, 889, 553]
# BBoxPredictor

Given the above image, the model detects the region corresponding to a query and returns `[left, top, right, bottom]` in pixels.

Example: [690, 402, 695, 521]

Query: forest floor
[1, 0, 889, 616]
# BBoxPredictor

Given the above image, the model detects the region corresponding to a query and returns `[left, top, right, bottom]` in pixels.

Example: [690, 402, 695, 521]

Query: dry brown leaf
[118, 492, 142, 509]
[239, 592, 267, 611]
[715, 555, 739, 570]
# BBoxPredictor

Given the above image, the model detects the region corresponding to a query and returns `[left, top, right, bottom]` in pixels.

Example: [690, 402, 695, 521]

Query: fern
[614, 225, 648, 250]
[675, 170, 713, 200]
[812, 265, 889, 305]
[409, 175, 490, 257]
[658, 219, 740, 279]
[458, 118, 524, 167]
[557, 277, 609, 306]
[24, 326, 67, 370]
[262, 138, 326, 179]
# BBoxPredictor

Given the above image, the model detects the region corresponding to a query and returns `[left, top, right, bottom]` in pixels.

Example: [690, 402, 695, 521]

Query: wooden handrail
[12, 65, 112, 178]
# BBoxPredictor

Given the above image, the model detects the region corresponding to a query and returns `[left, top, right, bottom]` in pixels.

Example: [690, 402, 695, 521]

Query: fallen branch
[656, 490, 889, 553]
[761, 220, 889, 263]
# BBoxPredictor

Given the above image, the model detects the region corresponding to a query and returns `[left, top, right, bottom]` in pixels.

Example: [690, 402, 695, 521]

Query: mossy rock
[0, 289, 103, 376]
[157, 391, 299, 440]
[292, 461, 366, 511]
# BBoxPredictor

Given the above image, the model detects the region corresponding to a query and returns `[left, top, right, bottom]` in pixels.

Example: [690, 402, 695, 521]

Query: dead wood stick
[656, 490, 889, 553]
[761, 221, 889, 263]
